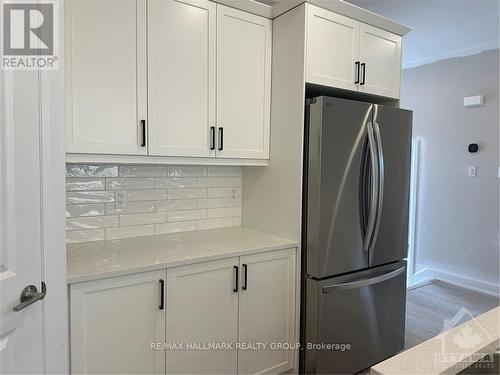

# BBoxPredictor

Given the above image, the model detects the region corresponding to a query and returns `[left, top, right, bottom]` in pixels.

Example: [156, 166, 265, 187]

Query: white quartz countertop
[67, 227, 297, 284]
[370, 306, 500, 374]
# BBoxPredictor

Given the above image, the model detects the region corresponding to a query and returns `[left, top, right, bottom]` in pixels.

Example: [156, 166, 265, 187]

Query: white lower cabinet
[165, 257, 239, 374]
[69, 248, 296, 374]
[70, 270, 166, 374]
[237, 249, 296, 374]
[165, 248, 296, 374]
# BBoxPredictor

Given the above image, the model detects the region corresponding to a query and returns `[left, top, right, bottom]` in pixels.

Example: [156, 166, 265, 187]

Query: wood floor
[405, 280, 499, 349]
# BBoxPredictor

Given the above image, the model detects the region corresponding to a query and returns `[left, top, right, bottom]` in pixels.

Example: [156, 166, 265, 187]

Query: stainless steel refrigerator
[301, 96, 412, 374]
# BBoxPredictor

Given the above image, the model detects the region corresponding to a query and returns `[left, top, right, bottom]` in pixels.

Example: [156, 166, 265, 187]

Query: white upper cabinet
[65, 0, 147, 155]
[237, 249, 296, 374]
[65, 1, 271, 162]
[148, 0, 216, 157]
[306, 6, 360, 91]
[305, 4, 402, 99]
[216, 5, 272, 159]
[70, 270, 166, 374]
[358, 23, 402, 99]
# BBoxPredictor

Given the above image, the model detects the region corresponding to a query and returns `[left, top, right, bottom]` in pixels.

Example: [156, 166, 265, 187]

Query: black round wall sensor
[468, 143, 479, 153]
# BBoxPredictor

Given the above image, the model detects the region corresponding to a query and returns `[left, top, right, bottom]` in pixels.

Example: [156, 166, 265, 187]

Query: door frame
[40, 1, 69, 371]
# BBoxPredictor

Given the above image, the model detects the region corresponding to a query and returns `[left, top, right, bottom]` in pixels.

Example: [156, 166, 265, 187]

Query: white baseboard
[408, 267, 499, 298]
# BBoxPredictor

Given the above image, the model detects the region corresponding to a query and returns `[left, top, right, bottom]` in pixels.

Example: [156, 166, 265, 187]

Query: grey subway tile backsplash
[66, 164, 243, 243]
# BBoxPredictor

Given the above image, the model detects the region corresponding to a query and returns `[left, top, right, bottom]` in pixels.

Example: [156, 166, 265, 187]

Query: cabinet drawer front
[358, 23, 402, 99]
[216, 5, 272, 160]
[238, 248, 296, 374]
[70, 270, 166, 374]
[65, 0, 147, 155]
[306, 4, 360, 91]
[166, 257, 239, 374]
[148, 0, 216, 158]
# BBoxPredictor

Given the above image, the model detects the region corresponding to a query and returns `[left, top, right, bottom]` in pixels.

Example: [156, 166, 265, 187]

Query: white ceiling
[345, 0, 500, 68]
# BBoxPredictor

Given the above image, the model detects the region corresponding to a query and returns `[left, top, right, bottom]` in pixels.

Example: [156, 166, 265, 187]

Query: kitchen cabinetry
[306, 6, 360, 92]
[165, 257, 239, 374]
[65, 0, 271, 163]
[148, 0, 216, 158]
[237, 249, 296, 374]
[305, 4, 402, 99]
[70, 270, 166, 374]
[165, 249, 296, 374]
[358, 23, 402, 99]
[216, 5, 272, 159]
[65, 0, 147, 155]
[69, 247, 297, 374]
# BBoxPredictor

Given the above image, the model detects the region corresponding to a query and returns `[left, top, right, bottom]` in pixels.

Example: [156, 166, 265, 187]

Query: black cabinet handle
[159, 279, 164, 310]
[360, 63, 366, 85]
[354, 61, 360, 84]
[210, 126, 216, 150]
[242, 264, 248, 291]
[233, 266, 238, 292]
[218, 127, 224, 151]
[141, 119, 146, 147]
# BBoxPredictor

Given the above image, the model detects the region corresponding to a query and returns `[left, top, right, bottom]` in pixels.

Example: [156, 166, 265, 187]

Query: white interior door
[358, 23, 402, 99]
[65, 0, 147, 155]
[0, 68, 45, 375]
[1, 2, 68, 373]
[148, 0, 216, 157]
[238, 248, 296, 374]
[305, 4, 360, 91]
[216, 5, 271, 159]
[166, 258, 239, 374]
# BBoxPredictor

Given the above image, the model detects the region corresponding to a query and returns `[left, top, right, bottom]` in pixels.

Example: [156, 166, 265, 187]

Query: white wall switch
[467, 166, 477, 177]
[115, 190, 127, 208]
[463, 95, 484, 107]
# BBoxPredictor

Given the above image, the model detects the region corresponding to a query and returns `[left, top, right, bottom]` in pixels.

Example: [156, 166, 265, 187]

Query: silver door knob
[13, 282, 46, 312]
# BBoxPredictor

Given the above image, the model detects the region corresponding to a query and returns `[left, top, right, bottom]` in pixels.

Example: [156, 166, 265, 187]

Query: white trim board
[66, 154, 269, 166]
[409, 267, 500, 298]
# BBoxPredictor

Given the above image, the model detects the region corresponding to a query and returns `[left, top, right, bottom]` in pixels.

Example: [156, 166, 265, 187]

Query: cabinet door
[70, 270, 166, 374]
[148, 0, 216, 157]
[216, 5, 271, 159]
[358, 24, 402, 99]
[65, 0, 147, 155]
[238, 249, 296, 374]
[166, 258, 239, 374]
[306, 5, 360, 91]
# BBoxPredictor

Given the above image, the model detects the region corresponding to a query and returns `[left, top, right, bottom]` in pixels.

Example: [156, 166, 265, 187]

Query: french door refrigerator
[301, 96, 412, 374]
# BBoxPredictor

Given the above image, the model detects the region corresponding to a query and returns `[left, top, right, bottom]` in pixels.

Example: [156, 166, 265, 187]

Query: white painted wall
[401, 49, 500, 295]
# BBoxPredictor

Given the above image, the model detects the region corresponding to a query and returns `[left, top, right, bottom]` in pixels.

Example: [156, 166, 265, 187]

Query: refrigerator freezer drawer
[303, 261, 407, 374]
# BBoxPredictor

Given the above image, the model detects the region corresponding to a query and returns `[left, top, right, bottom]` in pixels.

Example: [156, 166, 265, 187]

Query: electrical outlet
[230, 188, 237, 201]
[115, 190, 127, 208]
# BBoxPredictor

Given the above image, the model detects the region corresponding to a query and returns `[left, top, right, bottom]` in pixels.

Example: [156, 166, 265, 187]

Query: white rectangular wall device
[463, 95, 484, 107]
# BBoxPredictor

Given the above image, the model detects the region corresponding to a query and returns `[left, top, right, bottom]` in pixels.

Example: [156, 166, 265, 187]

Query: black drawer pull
[159, 279, 164, 310]
[242, 264, 248, 291]
[218, 127, 224, 151]
[233, 266, 238, 292]
[141, 119, 146, 147]
[210, 126, 216, 150]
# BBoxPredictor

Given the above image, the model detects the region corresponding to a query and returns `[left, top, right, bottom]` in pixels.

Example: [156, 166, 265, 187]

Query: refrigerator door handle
[321, 266, 405, 293]
[371, 121, 385, 250]
[363, 122, 379, 251]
